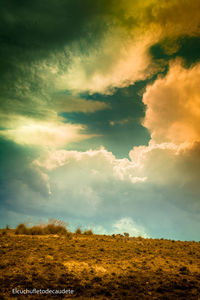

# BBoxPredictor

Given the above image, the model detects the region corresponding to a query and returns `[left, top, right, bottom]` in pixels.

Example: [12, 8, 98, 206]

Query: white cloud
[0, 120, 94, 147]
[126, 61, 200, 195]
[34, 147, 147, 185]
[129, 141, 200, 193]
[112, 217, 148, 237]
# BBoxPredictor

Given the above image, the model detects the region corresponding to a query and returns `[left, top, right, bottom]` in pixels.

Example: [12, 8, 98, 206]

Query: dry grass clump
[15, 222, 68, 236]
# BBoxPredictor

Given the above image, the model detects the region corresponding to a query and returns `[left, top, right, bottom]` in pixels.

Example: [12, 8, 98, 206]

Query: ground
[0, 230, 200, 299]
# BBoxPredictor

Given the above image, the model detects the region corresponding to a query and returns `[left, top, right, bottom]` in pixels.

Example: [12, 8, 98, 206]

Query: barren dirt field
[0, 230, 200, 299]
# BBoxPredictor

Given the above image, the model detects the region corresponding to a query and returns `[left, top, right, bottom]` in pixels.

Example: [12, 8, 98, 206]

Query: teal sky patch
[60, 81, 151, 158]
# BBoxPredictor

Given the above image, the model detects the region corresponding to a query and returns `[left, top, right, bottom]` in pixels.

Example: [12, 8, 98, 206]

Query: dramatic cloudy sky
[1, 0, 200, 240]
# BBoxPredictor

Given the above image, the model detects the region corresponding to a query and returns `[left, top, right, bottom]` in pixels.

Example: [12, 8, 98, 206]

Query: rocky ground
[0, 230, 200, 299]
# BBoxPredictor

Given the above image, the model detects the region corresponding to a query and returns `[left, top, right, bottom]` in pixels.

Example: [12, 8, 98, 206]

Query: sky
[0, 0, 200, 240]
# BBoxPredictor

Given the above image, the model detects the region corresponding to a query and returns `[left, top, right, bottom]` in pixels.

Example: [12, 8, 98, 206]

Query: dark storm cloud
[150, 36, 200, 68]
[0, 0, 109, 56]
[0, 0, 135, 78]
[0, 0, 110, 114]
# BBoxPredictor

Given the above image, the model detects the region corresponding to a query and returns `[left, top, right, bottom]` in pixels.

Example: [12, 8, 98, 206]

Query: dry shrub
[83, 229, 93, 235]
[124, 232, 129, 238]
[75, 228, 82, 234]
[44, 224, 68, 235]
[29, 226, 44, 235]
[15, 224, 28, 235]
[15, 221, 69, 236]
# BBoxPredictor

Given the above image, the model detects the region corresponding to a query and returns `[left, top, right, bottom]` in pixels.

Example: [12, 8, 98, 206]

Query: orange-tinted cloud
[143, 60, 200, 144]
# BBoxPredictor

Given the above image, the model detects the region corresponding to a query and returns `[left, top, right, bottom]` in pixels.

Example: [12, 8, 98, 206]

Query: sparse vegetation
[0, 223, 200, 299]
[15, 222, 68, 236]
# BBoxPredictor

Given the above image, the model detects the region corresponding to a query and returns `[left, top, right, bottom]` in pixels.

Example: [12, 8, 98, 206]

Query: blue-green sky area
[0, 0, 200, 240]
[61, 82, 151, 158]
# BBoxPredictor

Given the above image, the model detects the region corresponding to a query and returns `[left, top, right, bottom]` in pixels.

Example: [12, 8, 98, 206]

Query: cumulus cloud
[34, 147, 146, 184]
[129, 141, 200, 201]
[1, 135, 199, 240]
[143, 60, 200, 144]
[34, 134, 200, 218]
[126, 61, 200, 199]
[112, 217, 148, 237]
